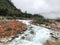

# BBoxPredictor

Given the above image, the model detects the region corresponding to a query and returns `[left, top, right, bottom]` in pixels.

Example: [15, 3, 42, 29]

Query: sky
[11, 0, 60, 19]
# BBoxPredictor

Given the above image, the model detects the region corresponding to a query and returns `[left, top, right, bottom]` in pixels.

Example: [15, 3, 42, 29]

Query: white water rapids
[0, 20, 52, 45]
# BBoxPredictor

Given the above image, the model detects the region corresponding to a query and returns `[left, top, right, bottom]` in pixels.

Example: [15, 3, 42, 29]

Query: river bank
[0, 20, 60, 45]
[0, 20, 52, 45]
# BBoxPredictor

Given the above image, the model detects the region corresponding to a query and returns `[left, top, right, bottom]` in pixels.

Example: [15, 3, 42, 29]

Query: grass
[51, 42, 60, 45]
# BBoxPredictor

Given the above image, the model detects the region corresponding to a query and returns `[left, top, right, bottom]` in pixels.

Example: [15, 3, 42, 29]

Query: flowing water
[0, 20, 52, 45]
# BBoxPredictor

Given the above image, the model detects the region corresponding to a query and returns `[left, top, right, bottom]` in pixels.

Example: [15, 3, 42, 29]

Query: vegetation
[0, 0, 60, 25]
[0, 0, 47, 24]
[51, 42, 60, 45]
[0, 0, 22, 17]
[0, 0, 44, 18]
[55, 42, 60, 45]
[55, 18, 60, 22]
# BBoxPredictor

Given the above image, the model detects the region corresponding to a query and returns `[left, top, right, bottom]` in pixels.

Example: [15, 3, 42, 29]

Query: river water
[0, 20, 52, 45]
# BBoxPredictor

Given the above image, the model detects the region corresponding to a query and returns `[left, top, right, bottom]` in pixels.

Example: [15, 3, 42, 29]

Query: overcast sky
[11, 0, 60, 19]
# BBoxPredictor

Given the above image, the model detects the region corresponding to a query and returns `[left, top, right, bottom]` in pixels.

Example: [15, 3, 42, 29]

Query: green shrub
[55, 18, 60, 22]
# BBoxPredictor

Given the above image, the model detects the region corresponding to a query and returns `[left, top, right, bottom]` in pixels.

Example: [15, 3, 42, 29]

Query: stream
[0, 20, 52, 45]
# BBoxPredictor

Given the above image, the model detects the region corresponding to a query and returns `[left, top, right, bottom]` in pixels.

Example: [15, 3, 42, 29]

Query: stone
[21, 36, 25, 39]
[30, 31, 34, 34]
[47, 40, 56, 45]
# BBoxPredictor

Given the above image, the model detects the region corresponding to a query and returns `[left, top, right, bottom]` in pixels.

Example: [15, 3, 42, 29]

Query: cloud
[11, 0, 60, 19]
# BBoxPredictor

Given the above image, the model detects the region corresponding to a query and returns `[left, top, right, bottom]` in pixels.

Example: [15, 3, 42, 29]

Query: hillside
[0, 0, 22, 17]
[0, 0, 45, 18]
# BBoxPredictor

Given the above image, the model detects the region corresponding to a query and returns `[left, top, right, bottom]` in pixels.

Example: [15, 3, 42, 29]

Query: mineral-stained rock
[0, 20, 27, 43]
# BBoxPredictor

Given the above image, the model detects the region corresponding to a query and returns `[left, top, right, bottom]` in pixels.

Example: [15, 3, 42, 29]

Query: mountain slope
[0, 0, 22, 16]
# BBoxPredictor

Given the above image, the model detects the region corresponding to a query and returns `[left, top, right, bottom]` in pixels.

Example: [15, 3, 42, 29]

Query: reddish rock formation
[0, 20, 27, 38]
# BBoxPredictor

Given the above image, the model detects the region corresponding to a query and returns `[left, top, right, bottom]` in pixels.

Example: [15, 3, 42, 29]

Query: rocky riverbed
[0, 20, 52, 45]
[0, 20, 27, 43]
[40, 22, 60, 45]
[0, 20, 60, 45]
[40, 22, 60, 31]
[46, 30, 60, 45]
